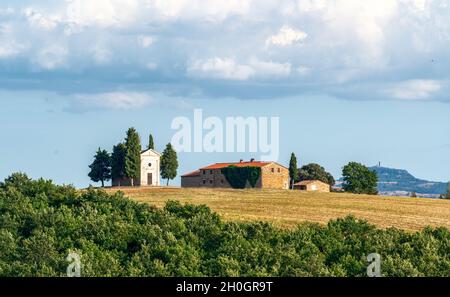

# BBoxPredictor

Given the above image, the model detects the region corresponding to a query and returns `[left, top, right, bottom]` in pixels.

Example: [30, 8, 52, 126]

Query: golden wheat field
[105, 187, 450, 231]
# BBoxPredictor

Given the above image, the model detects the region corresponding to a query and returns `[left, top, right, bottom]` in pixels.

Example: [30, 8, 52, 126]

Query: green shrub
[221, 166, 261, 189]
[0, 173, 449, 277]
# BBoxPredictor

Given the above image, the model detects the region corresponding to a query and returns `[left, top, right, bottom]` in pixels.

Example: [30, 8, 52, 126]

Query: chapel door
[147, 173, 153, 186]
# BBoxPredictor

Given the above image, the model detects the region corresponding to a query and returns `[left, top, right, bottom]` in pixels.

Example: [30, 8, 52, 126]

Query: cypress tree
[446, 182, 450, 199]
[148, 134, 155, 150]
[289, 153, 299, 189]
[124, 128, 142, 187]
[160, 143, 178, 186]
[88, 148, 111, 187]
[111, 143, 126, 186]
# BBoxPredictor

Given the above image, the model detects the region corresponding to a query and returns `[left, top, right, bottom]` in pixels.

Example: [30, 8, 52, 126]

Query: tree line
[289, 153, 450, 198]
[88, 128, 179, 187]
[289, 153, 378, 195]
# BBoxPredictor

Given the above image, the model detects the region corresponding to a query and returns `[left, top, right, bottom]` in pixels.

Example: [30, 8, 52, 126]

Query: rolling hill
[107, 187, 450, 232]
[369, 166, 447, 196]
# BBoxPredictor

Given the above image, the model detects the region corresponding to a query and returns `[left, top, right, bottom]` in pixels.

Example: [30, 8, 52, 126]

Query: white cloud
[137, 35, 154, 48]
[297, 66, 311, 76]
[266, 25, 307, 46]
[149, 0, 252, 22]
[91, 46, 113, 64]
[0, 41, 25, 59]
[0, 21, 26, 59]
[386, 80, 442, 100]
[404, 0, 427, 12]
[297, 0, 327, 13]
[66, 0, 141, 28]
[72, 92, 154, 110]
[291, 0, 400, 68]
[24, 8, 60, 30]
[55, 0, 255, 30]
[188, 57, 292, 80]
[249, 58, 292, 77]
[1, 1, 450, 103]
[188, 57, 255, 81]
[34, 45, 68, 70]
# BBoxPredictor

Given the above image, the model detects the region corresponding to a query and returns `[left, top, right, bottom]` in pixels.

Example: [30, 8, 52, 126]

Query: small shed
[293, 180, 330, 192]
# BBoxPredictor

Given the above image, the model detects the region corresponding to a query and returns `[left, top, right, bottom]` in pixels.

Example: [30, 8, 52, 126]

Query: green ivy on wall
[221, 166, 261, 189]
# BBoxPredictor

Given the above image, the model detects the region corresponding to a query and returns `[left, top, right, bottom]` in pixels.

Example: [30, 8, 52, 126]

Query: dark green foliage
[88, 148, 111, 187]
[289, 153, 298, 189]
[111, 143, 126, 184]
[298, 163, 335, 186]
[0, 174, 449, 277]
[446, 182, 450, 199]
[221, 166, 261, 189]
[342, 162, 378, 195]
[148, 134, 155, 150]
[160, 143, 178, 186]
[124, 128, 142, 187]
[247, 168, 261, 188]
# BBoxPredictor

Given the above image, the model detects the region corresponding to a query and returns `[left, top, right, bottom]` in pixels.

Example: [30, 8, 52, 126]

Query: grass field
[106, 187, 450, 231]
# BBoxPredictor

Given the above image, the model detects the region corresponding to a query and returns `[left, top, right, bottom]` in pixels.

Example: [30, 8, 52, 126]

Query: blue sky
[1, 0, 450, 187]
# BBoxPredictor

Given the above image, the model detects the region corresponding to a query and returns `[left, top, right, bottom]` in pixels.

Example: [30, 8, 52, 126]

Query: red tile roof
[293, 180, 328, 186]
[181, 161, 289, 178]
[181, 170, 201, 177]
[200, 161, 272, 170]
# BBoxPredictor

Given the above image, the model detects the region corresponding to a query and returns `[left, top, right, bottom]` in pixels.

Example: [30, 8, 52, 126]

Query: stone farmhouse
[293, 180, 330, 193]
[181, 159, 289, 189]
[112, 148, 161, 187]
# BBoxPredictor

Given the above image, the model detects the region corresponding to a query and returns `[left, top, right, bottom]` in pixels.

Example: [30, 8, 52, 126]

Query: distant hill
[369, 166, 447, 196]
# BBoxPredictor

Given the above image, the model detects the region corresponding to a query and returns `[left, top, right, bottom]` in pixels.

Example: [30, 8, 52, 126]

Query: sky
[0, 0, 449, 187]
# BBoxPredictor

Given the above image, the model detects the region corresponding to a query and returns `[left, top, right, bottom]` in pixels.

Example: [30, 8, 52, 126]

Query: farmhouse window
[271, 168, 275, 173]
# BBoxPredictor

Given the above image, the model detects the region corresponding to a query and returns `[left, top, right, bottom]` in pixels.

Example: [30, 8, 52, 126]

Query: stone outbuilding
[293, 180, 330, 192]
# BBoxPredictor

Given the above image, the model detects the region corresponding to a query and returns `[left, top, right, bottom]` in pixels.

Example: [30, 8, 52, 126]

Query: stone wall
[308, 181, 330, 192]
[181, 176, 201, 188]
[198, 169, 234, 188]
[181, 163, 289, 190]
[112, 177, 140, 187]
[260, 163, 289, 189]
[294, 181, 330, 192]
